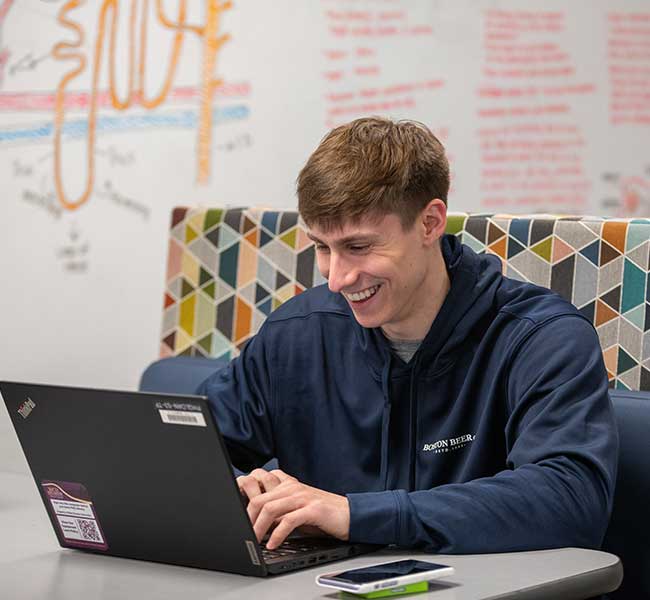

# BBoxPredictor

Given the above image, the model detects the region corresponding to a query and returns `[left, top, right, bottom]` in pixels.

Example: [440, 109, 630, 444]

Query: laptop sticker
[17, 397, 36, 419]
[156, 401, 207, 427]
[41, 481, 108, 551]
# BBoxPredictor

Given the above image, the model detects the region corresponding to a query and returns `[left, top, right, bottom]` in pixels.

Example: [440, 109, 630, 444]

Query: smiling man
[199, 117, 618, 553]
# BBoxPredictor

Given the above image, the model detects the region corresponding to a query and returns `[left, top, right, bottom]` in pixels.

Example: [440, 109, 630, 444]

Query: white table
[1, 471, 622, 599]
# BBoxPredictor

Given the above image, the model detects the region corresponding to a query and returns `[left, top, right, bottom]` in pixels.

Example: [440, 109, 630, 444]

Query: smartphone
[315, 559, 455, 594]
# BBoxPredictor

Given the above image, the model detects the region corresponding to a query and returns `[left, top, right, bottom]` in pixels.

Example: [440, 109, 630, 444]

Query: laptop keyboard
[260, 539, 333, 561]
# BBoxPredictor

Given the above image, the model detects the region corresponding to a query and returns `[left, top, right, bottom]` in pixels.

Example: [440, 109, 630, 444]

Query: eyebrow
[306, 232, 378, 246]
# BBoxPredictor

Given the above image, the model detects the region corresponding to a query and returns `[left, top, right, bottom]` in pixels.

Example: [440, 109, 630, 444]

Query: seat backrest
[139, 356, 227, 394]
[603, 390, 650, 599]
[160, 207, 650, 392]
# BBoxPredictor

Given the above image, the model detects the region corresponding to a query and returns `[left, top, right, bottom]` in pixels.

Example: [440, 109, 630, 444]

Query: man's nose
[327, 252, 357, 294]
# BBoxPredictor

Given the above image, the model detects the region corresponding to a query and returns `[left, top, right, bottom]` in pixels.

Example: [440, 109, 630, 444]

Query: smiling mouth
[344, 284, 381, 303]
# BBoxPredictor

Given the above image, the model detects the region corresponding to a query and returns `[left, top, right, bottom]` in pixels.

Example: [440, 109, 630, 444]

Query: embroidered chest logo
[422, 433, 475, 454]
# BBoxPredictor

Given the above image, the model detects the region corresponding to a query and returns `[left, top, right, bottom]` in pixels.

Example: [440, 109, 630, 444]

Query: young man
[199, 117, 618, 553]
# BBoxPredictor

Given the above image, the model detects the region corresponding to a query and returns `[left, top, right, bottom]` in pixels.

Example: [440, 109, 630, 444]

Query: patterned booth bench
[146, 207, 650, 600]
[159, 207, 650, 392]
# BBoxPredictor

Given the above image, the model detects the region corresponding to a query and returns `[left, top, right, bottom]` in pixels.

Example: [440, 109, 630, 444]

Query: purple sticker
[41, 481, 108, 551]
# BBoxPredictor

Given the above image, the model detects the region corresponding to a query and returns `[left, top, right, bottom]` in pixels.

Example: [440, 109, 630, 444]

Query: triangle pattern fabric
[626, 242, 649, 271]
[601, 285, 621, 312]
[626, 223, 650, 252]
[255, 283, 271, 304]
[642, 367, 650, 390]
[507, 237, 526, 259]
[160, 209, 650, 391]
[203, 208, 223, 233]
[171, 208, 188, 228]
[465, 216, 488, 243]
[447, 214, 467, 235]
[297, 227, 313, 251]
[260, 229, 273, 247]
[555, 220, 597, 249]
[245, 228, 259, 247]
[276, 270, 290, 290]
[621, 259, 646, 313]
[603, 221, 627, 254]
[280, 227, 297, 249]
[243, 216, 256, 234]
[596, 299, 618, 327]
[530, 220, 555, 246]
[188, 211, 205, 236]
[185, 224, 198, 244]
[552, 237, 574, 264]
[461, 231, 486, 254]
[531, 238, 552, 262]
[623, 304, 645, 331]
[488, 237, 507, 260]
[573, 254, 598, 309]
[580, 240, 600, 266]
[600, 241, 621, 266]
[487, 222, 506, 245]
[508, 219, 530, 246]
[618, 346, 638, 374]
[218, 223, 241, 250]
[603, 345, 618, 376]
[619, 365, 640, 390]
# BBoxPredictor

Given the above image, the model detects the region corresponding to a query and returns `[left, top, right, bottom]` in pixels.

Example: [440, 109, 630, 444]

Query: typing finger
[252, 496, 303, 544]
[250, 468, 283, 493]
[237, 475, 264, 501]
[246, 481, 299, 524]
[270, 469, 296, 484]
[266, 507, 313, 549]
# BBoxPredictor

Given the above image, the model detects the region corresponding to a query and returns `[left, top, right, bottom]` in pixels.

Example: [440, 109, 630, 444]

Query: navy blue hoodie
[200, 234, 618, 553]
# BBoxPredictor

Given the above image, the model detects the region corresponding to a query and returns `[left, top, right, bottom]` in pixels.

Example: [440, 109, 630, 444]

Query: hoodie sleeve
[197, 327, 277, 473]
[346, 315, 619, 552]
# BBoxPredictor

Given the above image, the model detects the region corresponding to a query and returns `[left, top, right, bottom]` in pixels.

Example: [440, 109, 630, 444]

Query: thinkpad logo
[18, 397, 36, 419]
[422, 433, 475, 454]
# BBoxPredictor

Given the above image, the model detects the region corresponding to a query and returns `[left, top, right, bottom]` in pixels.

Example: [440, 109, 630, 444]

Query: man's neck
[381, 246, 451, 341]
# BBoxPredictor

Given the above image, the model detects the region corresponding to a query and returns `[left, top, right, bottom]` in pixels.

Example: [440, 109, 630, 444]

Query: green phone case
[340, 581, 429, 599]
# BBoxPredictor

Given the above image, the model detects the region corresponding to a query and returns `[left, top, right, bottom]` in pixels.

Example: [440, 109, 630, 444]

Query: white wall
[1, 0, 650, 471]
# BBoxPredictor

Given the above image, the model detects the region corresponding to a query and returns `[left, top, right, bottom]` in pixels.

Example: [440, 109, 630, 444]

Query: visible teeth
[345, 285, 379, 302]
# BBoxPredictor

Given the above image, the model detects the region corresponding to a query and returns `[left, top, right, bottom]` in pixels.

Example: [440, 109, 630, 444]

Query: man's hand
[236, 469, 350, 549]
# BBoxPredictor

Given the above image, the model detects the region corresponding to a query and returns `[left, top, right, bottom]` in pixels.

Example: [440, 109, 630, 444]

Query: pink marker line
[0, 0, 14, 23]
[0, 81, 251, 111]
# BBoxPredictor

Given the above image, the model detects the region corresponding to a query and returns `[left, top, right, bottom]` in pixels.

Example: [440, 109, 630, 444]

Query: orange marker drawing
[52, 0, 231, 211]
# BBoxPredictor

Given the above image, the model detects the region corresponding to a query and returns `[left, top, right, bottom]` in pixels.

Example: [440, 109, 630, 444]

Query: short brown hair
[297, 117, 449, 230]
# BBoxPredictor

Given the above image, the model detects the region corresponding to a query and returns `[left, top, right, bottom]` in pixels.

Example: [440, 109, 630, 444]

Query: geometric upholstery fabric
[448, 214, 650, 392]
[161, 208, 650, 391]
[161, 207, 326, 362]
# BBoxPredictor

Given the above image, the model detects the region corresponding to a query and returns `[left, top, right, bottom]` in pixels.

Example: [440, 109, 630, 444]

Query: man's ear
[420, 199, 447, 246]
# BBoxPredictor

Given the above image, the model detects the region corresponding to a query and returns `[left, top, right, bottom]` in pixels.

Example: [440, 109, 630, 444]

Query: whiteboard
[1, 0, 649, 396]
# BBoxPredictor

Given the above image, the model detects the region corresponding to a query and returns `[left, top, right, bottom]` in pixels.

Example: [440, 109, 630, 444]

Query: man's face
[308, 212, 443, 339]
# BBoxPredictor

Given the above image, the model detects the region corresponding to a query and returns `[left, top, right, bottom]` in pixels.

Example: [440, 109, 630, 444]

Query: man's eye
[349, 245, 369, 252]
[315, 244, 329, 252]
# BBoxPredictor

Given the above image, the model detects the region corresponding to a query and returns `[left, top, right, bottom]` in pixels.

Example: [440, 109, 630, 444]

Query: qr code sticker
[77, 519, 102, 542]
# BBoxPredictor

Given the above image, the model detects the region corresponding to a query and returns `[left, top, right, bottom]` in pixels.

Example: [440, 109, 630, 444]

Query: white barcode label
[159, 409, 206, 427]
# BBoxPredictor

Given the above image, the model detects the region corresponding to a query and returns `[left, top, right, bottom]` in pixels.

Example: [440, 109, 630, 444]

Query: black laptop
[0, 381, 377, 575]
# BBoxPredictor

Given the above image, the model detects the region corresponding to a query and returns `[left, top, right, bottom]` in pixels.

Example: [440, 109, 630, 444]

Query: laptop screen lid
[1, 381, 269, 576]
